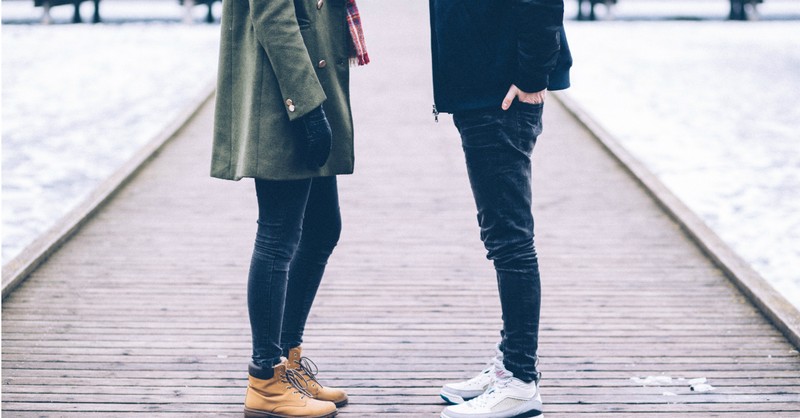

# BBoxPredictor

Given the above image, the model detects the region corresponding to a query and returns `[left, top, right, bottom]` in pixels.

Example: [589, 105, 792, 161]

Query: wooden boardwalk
[3, 3, 800, 417]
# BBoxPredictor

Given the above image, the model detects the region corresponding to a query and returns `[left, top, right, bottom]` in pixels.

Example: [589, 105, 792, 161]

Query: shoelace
[488, 353, 542, 383]
[467, 355, 542, 409]
[462, 343, 542, 409]
[467, 345, 505, 384]
[469, 381, 510, 409]
[466, 366, 492, 384]
[297, 356, 321, 385]
[463, 357, 513, 409]
[283, 368, 314, 398]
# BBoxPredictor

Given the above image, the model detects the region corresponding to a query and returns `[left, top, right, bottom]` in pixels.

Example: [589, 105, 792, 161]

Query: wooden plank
[3, 1, 800, 416]
[554, 91, 800, 351]
[4, 385, 797, 396]
[4, 414, 800, 418]
[5, 392, 800, 405]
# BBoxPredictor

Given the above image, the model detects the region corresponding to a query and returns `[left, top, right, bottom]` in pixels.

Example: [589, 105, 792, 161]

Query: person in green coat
[210, 0, 369, 416]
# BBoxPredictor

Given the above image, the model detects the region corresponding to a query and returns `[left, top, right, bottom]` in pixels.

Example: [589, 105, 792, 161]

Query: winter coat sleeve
[511, 0, 564, 93]
[248, 0, 327, 120]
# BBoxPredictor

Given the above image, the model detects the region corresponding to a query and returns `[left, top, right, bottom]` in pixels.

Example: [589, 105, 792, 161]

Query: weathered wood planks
[3, 2, 800, 417]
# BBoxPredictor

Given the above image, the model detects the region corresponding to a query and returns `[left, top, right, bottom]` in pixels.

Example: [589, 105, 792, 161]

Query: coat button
[318, 60, 327, 68]
[285, 99, 296, 112]
[316, 0, 324, 10]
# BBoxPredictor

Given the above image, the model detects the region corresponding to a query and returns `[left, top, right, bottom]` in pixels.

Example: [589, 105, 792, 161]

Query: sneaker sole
[440, 387, 484, 405]
[244, 407, 338, 418]
[439, 411, 544, 418]
[440, 409, 543, 418]
[439, 392, 466, 405]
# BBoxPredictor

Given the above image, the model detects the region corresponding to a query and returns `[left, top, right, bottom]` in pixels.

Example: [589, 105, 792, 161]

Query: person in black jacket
[431, 1, 572, 417]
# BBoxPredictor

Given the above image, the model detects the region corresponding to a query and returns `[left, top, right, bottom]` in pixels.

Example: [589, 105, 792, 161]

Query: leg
[453, 102, 544, 383]
[41, 1, 53, 25]
[72, 0, 83, 23]
[280, 176, 342, 353]
[730, 0, 746, 20]
[248, 178, 312, 376]
[92, 0, 101, 23]
[206, 1, 215, 23]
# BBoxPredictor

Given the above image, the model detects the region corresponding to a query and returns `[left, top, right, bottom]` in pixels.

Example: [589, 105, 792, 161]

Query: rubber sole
[243, 407, 338, 418]
[440, 386, 483, 405]
[440, 412, 542, 418]
[440, 393, 466, 405]
[333, 398, 348, 408]
[440, 406, 543, 418]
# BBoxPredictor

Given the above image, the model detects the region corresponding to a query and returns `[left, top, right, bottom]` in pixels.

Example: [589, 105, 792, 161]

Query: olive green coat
[211, 0, 353, 181]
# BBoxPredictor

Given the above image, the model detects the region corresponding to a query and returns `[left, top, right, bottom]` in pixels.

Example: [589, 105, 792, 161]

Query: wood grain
[3, 2, 800, 417]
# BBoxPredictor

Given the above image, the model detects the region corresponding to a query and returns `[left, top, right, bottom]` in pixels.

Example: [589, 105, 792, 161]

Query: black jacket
[430, 0, 572, 113]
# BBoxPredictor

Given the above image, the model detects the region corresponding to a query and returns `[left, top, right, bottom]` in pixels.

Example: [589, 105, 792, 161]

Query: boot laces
[296, 356, 321, 386]
[283, 368, 314, 398]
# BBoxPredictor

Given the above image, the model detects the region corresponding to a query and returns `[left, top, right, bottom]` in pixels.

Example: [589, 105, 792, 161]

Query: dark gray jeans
[248, 176, 341, 378]
[453, 101, 544, 383]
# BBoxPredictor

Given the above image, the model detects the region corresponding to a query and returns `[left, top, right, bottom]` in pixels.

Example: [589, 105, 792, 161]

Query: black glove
[293, 105, 332, 170]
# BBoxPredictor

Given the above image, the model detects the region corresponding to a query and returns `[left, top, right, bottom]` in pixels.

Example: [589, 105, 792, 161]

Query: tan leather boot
[244, 361, 337, 418]
[286, 346, 349, 407]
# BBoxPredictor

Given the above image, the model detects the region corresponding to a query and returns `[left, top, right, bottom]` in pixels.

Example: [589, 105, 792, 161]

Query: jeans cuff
[248, 360, 276, 380]
[280, 341, 302, 357]
[503, 359, 540, 383]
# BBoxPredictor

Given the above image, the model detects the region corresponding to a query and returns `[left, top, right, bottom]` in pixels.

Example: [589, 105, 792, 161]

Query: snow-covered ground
[562, 2, 800, 308]
[3, 0, 799, 310]
[2, 1, 221, 263]
[564, 0, 800, 21]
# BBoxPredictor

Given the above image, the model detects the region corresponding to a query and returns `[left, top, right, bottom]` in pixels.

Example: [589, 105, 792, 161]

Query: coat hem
[210, 168, 354, 182]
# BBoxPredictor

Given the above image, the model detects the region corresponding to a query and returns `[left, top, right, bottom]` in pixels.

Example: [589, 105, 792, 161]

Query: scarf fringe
[349, 53, 370, 67]
[346, 0, 369, 66]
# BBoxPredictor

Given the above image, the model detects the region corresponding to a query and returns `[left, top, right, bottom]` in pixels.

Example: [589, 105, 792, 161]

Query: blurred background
[2, 0, 799, 308]
[559, 0, 800, 310]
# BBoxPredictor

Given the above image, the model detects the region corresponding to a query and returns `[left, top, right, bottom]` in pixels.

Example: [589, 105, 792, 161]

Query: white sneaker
[440, 345, 503, 404]
[440, 367, 543, 418]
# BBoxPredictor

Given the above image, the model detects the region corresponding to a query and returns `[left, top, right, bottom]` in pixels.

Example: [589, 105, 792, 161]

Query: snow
[1, 0, 222, 24]
[563, 4, 800, 308]
[2, 2, 220, 263]
[565, 0, 800, 21]
[690, 383, 716, 392]
[631, 375, 674, 385]
[632, 375, 716, 393]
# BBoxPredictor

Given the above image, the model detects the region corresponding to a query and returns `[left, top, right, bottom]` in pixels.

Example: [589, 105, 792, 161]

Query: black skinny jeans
[248, 176, 341, 374]
[453, 101, 544, 383]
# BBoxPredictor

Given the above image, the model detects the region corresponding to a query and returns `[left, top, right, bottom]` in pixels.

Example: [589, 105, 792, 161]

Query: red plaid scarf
[346, 0, 370, 66]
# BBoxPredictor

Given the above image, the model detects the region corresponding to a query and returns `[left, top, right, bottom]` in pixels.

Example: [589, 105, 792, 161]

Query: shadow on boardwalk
[3, 2, 800, 417]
